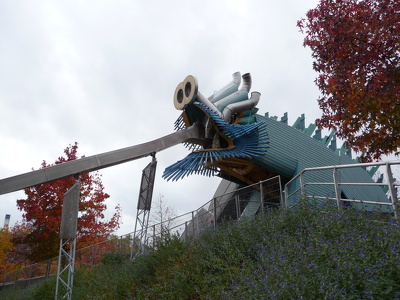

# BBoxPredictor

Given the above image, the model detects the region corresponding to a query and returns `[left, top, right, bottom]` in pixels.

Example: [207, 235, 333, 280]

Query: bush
[101, 253, 124, 265]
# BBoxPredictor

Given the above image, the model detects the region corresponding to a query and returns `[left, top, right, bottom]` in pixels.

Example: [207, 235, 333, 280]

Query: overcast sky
[0, 0, 325, 235]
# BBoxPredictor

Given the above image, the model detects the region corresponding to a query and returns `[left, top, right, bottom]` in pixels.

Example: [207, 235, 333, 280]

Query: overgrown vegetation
[3, 201, 400, 299]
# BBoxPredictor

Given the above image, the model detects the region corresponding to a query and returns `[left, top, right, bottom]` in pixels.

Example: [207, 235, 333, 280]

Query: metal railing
[1, 176, 282, 289]
[284, 160, 400, 215]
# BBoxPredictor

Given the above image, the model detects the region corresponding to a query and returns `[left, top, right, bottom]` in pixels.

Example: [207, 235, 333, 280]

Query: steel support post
[299, 171, 306, 198]
[196, 209, 200, 236]
[333, 168, 342, 209]
[284, 184, 289, 209]
[213, 197, 217, 229]
[278, 176, 283, 208]
[386, 163, 398, 218]
[192, 211, 195, 237]
[260, 181, 264, 214]
[235, 195, 240, 219]
[153, 225, 156, 248]
[45, 259, 51, 279]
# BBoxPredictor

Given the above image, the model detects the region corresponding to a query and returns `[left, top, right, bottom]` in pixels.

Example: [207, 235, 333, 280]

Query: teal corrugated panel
[255, 114, 389, 209]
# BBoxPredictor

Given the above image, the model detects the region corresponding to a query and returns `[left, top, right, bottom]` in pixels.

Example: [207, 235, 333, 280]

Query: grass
[3, 201, 400, 299]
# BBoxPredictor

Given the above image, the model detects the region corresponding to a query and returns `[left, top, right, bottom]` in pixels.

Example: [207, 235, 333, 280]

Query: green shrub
[101, 252, 124, 265]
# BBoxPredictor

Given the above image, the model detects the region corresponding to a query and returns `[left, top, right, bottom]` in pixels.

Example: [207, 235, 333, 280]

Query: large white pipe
[173, 75, 199, 110]
[222, 92, 261, 122]
[239, 73, 252, 92]
[173, 75, 223, 117]
[213, 73, 252, 112]
[182, 75, 198, 105]
[209, 72, 241, 103]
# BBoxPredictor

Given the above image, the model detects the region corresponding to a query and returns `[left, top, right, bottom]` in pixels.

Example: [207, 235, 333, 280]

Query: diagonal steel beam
[0, 123, 203, 195]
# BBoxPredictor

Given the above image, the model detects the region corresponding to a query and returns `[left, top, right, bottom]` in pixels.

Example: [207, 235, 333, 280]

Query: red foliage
[298, 0, 400, 161]
[16, 143, 121, 262]
[0, 223, 33, 280]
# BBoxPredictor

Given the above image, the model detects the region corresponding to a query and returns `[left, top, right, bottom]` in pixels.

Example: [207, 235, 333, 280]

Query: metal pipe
[235, 195, 240, 220]
[209, 72, 241, 103]
[386, 163, 398, 218]
[299, 171, 305, 197]
[192, 211, 195, 236]
[213, 197, 217, 229]
[260, 181, 264, 213]
[222, 92, 261, 122]
[299, 160, 400, 172]
[182, 75, 198, 106]
[333, 168, 342, 209]
[213, 73, 252, 112]
[284, 184, 289, 208]
[240, 73, 252, 92]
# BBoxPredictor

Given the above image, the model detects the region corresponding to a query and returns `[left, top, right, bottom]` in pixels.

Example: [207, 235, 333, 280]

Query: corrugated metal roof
[254, 114, 388, 206]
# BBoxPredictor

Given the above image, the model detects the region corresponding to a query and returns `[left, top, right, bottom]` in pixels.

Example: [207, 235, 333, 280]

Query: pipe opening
[177, 89, 184, 103]
[185, 82, 192, 98]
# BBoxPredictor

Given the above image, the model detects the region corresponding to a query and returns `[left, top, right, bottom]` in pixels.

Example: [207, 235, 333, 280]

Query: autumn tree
[16, 143, 121, 262]
[150, 194, 176, 237]
[0, 228, 12, 279]
[298, 0, 400, 161]
[0, 223, 32, 280]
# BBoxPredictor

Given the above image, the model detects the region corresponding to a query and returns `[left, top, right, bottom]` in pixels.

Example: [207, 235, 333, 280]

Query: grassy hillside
[4, 201, 400, 299]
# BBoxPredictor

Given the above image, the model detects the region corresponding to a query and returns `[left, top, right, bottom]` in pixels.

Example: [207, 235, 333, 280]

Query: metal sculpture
[164, 72, 392, 210]
[164, 72, 270, 185]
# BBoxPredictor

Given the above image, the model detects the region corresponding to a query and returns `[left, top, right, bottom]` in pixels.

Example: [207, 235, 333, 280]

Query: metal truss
[131, 155, 157, 261]
[55, 238, 77, 300]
